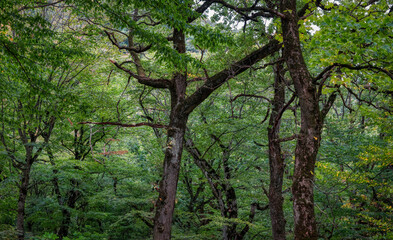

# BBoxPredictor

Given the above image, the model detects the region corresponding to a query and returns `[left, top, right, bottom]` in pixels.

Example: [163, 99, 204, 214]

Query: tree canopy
[1, 0, 392, 240]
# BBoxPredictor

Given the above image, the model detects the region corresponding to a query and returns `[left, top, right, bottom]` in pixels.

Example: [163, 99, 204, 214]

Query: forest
[0, 0, 392, 239]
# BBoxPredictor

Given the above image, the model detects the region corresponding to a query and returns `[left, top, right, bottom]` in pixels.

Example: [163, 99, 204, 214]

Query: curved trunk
[268, 62, 287, 240]
[280, 0, 321, 239]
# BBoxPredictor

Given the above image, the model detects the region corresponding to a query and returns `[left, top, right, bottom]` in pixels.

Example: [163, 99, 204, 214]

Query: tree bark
[150, 38, 280, 240]
[280, 1, 321, 239]
[268, 61, 287, 240]
[152, 28, 189, 240]
[113, 18, 280, 240]
[152, 110, 188, 239]
[16, 157, 32, 240]
[279, 1, 339, 238]
[221, 142, 238, 240]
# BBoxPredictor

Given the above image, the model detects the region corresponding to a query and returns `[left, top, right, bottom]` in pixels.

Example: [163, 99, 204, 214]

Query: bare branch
[260, 107, 270, 124]
[184, 40, 281, 114]
[78, 121, 168, 129]
[321, 90, 338, 120]
[272, 93, 296, 133]
[187, 0, 216, 23]
[104, 30, 152, 53]
[253, 141, 267, 147]
[110, 60, 171, 89]
[339, 63, 393, 80]
[231, 94, 271, 103]
[313, 65, 336, 84]
[81, 17, 128, 37]
[251, 58, 284, 71]
[316, 67, 335, 98]
[315, 63, 393, 83]
[275, 134, 298, 143]
[345, 87, 392, 113]
[18, 0, 66, 11]
[212, 0, 285, 19]
[337, 89, 355, 112]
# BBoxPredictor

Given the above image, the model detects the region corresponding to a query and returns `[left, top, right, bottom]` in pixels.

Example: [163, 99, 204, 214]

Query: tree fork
[152, 27, 188, 240]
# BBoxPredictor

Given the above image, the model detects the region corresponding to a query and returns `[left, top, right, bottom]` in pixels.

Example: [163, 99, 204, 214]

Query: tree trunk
[116, 15, 280, 239]
[268, 61, 287, 240]
[16, 157, 33, 240]
[152, 28, 188, 240]
[280, 0, 321, 239]
[222, 147, 238, 240]
[152, 110, 188, 239]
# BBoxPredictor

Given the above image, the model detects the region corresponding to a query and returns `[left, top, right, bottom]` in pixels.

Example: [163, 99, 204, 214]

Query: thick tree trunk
[152, 28, 188, 240]
[280, 1, 321, 239]
[291, 114, 320, 240]
[152, 111, 188, 239]
[16, 157, 33, 240]
[118, 13, 280, 240]
[268, 62, 287, 240]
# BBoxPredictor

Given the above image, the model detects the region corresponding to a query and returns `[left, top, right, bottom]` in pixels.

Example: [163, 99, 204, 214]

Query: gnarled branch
[110, 60, 171, 89]
[184, 40, 281, 114]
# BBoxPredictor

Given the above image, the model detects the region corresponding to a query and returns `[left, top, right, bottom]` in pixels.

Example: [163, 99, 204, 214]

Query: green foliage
[315, 103, 393, 239]
[1, 0, 393, 239]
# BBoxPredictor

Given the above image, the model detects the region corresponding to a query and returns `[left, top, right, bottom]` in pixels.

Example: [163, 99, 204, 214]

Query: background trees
[1, 0, 392, 240]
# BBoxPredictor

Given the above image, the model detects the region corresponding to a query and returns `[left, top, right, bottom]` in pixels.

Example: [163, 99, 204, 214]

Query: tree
[0, 1, 103, 238]
[75, 1, 280, 238]
[209, 0, 393, 239]
[1, 0, 392, 239]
